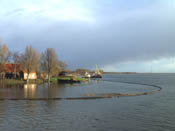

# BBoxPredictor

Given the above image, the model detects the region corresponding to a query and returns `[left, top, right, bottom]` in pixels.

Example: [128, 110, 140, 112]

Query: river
[0, 73, 174, 131]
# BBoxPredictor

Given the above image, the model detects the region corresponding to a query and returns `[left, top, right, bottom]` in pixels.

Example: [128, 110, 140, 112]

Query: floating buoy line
[0, 80, 162, 101]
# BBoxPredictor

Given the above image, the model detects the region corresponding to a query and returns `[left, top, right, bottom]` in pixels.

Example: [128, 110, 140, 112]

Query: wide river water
[0, 73, 175, 131]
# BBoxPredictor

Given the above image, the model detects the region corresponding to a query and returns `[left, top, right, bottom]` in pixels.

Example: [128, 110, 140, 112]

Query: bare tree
[59, 61, 67, 71]
[20, 45, 39, 83]
[40, 48, 60, 83]
[0, 40, 11, 79]
[12, 51, 20, 79]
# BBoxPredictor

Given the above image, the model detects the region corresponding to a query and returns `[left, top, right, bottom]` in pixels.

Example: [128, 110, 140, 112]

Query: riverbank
[0, 76, 87, 86]
[104, 72, 137, 74]
[57, 76, 87, 83]
[0, 79, 44, 86]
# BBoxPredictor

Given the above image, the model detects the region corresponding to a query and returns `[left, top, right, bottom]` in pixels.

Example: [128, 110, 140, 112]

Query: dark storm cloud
[0, 0, 175, 70]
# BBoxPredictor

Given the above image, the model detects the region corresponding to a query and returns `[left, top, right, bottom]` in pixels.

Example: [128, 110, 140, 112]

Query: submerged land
[0, 75, 87, 86]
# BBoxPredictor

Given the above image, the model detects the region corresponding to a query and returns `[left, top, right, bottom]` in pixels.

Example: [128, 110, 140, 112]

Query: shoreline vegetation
[0, 79, 45, 86]
[0, 76, 87, 86]
[0, 43, 96, 85]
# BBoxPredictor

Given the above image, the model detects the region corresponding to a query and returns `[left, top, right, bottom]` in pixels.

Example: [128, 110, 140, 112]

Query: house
[3, 64, 37, 80]
[39, 72, 48, 79]
[24, 72, 37, 80]
[4, 64, 23, 79]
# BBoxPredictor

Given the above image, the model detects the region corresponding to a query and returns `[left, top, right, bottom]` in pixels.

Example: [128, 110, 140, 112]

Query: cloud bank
[0, 0, 175, 72]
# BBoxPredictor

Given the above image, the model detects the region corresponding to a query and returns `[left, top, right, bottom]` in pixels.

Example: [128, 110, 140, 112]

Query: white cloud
[102, 58, 175, 73]
[0, 0, 95, 23]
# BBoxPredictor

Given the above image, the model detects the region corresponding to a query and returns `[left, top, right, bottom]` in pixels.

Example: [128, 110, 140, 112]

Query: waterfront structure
[23, 72, 37, 80]
[84, 72, 91, 78]
[91, 65, 102, 78]
[3, 64, 37, 80]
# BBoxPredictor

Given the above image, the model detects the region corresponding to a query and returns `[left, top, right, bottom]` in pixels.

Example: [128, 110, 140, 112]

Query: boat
[91, 74, 102, 78]
[57, 75, 81, 84]
[83, 72, 91, 78]
[91, 65, 102, 78]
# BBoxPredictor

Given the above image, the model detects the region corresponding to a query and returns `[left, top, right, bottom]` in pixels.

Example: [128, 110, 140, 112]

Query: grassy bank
[0, 76, 87, 86]
[57, 76, 87, 82]
[2, 79, 25, 85]
[0, 79, 44, 86]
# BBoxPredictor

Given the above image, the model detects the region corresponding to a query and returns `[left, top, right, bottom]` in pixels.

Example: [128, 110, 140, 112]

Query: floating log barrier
[0, 97, 108, 101]
[64, 96, 107, 100]
[0, 98, 63, 101]
[0, 80, 163, 101]
[101, 80, 162, 91]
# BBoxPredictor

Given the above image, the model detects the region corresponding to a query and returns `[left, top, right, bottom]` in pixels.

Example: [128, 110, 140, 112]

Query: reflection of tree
[0, 82, 67, 99]
[24, 84, 37, 98]
[0, 84, 24, 98]
[43, 83, 63, 108]
[95, 80, 100, 84]
[48, 84, 61, 98]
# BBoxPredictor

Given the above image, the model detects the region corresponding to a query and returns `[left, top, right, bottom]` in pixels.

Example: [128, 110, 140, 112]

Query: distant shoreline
[103, 72, 137, 74]
[103, 72, 175, 74]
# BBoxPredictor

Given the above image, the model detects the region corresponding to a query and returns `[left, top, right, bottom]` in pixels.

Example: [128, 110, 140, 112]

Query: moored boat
[91, 65, 102, 78]
[83, 72, 91, 78]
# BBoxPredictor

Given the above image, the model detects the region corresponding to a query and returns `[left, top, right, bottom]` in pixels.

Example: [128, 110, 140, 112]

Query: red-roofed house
[4, 64, 23, 79]
[3, 64, 37, 80]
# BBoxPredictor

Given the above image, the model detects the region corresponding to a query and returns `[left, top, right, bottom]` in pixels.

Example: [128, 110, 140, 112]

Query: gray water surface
[0, 73, 174, 131]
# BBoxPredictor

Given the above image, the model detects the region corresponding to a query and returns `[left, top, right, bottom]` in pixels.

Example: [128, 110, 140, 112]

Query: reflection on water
[0, 74, 175, 131]
[24, 84, 37, 98]
[0, 83, 81, 99]
[0, 80, 157, 99]
[23, 83, 65, 98]
[0, 83, 63, 99]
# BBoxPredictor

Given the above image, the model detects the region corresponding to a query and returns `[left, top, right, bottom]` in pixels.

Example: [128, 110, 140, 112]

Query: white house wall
[24, 73, 37, 80]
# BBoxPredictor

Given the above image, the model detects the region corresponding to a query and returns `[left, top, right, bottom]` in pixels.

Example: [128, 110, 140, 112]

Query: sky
[0, 0, 175, 72]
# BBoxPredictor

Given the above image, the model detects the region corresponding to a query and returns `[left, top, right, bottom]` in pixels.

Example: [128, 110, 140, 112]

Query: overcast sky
[0, 0, 175, 72]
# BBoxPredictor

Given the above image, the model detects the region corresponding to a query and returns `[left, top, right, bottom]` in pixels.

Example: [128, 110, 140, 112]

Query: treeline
[0, 40, 67, 83]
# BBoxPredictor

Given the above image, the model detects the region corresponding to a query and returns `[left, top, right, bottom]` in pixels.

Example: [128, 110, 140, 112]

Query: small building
[39, 72, 48, 79]
[4, 64, 23, 79]
[24, 72, 37, 80]
[3, 64, 37, 80]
